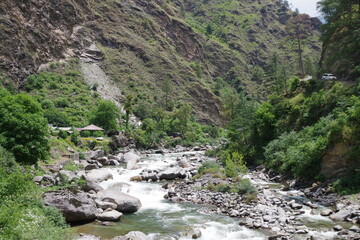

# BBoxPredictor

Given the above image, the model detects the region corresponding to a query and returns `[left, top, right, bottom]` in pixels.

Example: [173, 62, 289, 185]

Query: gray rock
[350, 225, 360, 233]
[90, 150, 104, 160]
[32, 176, 43, 184]
[96, 157, 109, 165]
[330, 209, 352, 221]
[122, 151, 140, 163]
[97, 190, 141, 213]
[112, 231, 149, 240]
[82, 180, 104, 192]
[97, 210, 123, 221]
[180, 228, 202, 239]
[158, 168, 186, 180]
[95, 199, 117, 210]
[290, 202, 303, 210]
[333, 225, 343, 231]
[42, 174, 56, 185]
[86, 169, 113, 183]
[127, 159, 140, 170]
[44, 190, 97, 223]
[85, 164, 99, 171]
[320, 209, 333, 216]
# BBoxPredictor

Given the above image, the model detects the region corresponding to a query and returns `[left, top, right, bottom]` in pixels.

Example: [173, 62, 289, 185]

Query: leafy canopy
[0, 93, 49, 164]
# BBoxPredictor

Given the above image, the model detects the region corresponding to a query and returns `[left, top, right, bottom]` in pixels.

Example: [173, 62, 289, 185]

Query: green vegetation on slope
[0, 148, 73, 240]
[24, 60, 100, 127]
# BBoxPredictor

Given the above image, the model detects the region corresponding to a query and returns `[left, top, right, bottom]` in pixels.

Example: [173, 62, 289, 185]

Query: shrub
[231, 178, 257, 195]
[198, 161, 221, 174]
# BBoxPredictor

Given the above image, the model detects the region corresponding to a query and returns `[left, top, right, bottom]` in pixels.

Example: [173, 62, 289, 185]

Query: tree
[89, 100, 120, 131]
[124, 95, 133, 128]
[161, 77, 173, 111]
[0, 94, 49, 164]
[176, 103, 192, 135]
[318, 0, 360, 77]
[286, 14, 313, 78]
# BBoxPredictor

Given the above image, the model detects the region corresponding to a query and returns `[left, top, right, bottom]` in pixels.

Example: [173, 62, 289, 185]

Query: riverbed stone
[82, 180, 104, 192]
[321, 209, 333, 216]
[97, 210, 123, 221]
[333, 225, 343, 231]
[90, 150, 104, 160]
[112, 231, 149, 240]
[86, 169, 113, 183]
[350, 225, 360, 233]
[44, 190, 97, 223]
[122, 151, 140, 163]
[330, 209, 352, 221]
[95, 199, 117, 210]
[97, 189, 142, 213]
[180, 228, 202, 239]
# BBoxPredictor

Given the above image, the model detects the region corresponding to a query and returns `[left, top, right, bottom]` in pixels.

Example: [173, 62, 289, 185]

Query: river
[73, 151, 348, 240]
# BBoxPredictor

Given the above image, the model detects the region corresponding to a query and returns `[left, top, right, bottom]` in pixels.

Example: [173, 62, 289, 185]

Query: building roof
[80, 124, 104, 131]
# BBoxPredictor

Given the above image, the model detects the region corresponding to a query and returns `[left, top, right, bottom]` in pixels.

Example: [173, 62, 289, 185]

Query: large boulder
[112, 231, 149, 240]
[329, 209, 352, 221]
[44, 190, 97, 223]
[157, 168, 186, 180]
[97, 190, 141, 213]
[122, 152, 140, 163]
[89, 150, 105, 160]
[86, 169, 113, 183]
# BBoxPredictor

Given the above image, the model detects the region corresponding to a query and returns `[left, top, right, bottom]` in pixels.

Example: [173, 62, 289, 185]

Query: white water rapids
[74, 152, 341, 240]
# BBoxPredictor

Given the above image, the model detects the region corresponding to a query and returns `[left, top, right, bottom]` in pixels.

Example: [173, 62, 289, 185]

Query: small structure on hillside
[79, 124, 104, 132]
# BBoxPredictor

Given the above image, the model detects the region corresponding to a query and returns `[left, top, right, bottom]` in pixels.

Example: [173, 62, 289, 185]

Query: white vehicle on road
[322, 73, 337, 80]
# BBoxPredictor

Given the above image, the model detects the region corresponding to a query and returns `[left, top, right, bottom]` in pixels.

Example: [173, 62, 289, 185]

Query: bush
[198, 161, 222, 174]
[332, 169, 360, 195]
[231, 178, 257, 195]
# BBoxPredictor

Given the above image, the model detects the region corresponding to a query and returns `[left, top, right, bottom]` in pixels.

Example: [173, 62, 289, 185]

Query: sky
[287, 0, 319, 17]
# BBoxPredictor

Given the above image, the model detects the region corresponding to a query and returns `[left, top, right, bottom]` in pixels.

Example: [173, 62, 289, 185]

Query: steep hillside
[0, 0, 321, 124]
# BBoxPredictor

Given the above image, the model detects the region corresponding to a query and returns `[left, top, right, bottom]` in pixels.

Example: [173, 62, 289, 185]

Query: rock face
[44, 190, 97, 223]
[97, 190, 142, 213]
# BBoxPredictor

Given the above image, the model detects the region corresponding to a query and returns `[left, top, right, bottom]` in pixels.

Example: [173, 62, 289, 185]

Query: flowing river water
[74, 152, 347, 240]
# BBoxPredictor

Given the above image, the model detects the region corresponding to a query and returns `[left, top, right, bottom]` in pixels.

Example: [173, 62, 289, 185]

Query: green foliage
[89, 100, 120, 131]
[198, 161, 222, 174]
[230, 178, 257, 195]
[70, 130, 80, 146]
[332, 169, 360, 195]
[318, 0, 360, 77]
[222, 151, 247, 178]
[25, 64, 99, 127]
[0, 94, 49, 164]
[0, 151, 72, 240]
[124, 95, 133, 128]
[58, 130, 68, 139]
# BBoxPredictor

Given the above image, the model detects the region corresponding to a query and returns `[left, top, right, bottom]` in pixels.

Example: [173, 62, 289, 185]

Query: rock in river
[44, 190, 97, 223]
[86, 169, 113, 183]
[97, 189, 142, 213]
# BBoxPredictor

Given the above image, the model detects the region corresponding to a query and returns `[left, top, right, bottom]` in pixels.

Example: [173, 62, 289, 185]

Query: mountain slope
[0, 0, 321, 124]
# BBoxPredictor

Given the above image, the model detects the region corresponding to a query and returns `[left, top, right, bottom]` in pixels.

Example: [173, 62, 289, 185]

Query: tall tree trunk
[297, 37, 304, 78]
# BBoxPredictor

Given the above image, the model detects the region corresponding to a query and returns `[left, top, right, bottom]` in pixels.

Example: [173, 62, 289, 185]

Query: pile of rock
[39, 149, 143, 224]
